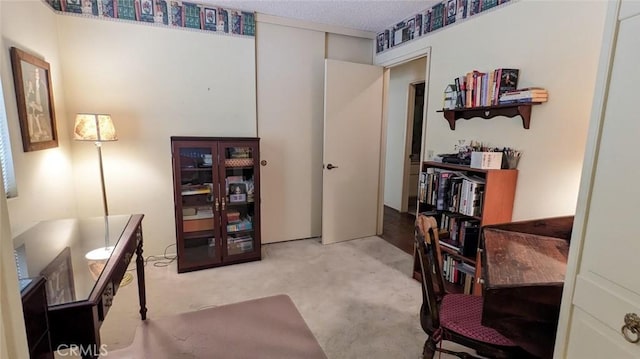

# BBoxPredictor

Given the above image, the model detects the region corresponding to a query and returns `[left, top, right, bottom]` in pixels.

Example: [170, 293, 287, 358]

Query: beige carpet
[106, 294, 327, 359]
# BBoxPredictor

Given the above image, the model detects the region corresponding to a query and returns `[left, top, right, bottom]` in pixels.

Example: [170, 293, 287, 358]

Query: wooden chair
[415, 215, 535, 359]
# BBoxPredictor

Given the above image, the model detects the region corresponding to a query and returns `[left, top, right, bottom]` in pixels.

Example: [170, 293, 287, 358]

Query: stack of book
[227, 219, 252, 233]
[227, 235, 253, 255]
[227, 210, 241, 223]
[450, 68, 520, 108]
[499, 88, 548, 104]
[419, 168, 486, 217]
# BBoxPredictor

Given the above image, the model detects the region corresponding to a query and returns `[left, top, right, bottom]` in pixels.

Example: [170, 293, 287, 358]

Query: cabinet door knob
[260, 160, 267, 166]
[622, 313, 640, 344]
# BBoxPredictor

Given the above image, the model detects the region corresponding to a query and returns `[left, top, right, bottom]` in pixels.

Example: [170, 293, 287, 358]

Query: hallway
[380, 205, 415, 255]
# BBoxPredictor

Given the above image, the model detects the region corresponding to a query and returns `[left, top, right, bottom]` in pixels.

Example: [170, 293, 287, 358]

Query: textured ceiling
[209, 1, 437, 33]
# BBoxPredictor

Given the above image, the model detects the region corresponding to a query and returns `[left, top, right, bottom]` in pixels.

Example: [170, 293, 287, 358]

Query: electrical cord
[126, 243, 177, 271]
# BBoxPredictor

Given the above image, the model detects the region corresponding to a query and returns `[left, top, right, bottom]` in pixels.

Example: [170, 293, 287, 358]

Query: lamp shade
[74, 114, 118, 141]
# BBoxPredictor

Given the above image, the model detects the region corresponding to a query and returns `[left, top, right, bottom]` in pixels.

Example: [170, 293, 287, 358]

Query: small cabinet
[171, 137, 261, 273]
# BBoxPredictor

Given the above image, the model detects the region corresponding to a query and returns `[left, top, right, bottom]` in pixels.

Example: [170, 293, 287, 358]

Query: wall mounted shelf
[437, 103, 542, 130]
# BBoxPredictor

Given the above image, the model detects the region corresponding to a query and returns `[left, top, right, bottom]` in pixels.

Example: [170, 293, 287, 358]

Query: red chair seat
[440, 294, 516, 347]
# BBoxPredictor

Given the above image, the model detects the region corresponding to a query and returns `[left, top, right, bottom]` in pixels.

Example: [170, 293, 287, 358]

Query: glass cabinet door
[174, 143, 222, 268]
[219, 142, 260, 259]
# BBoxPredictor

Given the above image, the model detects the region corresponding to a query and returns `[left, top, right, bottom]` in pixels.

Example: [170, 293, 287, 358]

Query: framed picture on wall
[9, 47, 59, 152]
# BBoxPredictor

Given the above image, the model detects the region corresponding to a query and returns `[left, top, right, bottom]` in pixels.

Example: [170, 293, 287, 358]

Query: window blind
[0, 82, 17, 198]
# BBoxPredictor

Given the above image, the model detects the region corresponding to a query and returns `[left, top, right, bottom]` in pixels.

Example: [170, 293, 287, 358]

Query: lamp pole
[95, 141, 110, 248]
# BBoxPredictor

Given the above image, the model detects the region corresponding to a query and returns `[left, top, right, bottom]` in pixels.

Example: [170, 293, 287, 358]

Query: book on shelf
[181, 184, 211, 195]
[499, 88, 548, 103]
[455, 261, 475, 276]
[495, 68, 519, 102]
[183, 207, 214, 220]
[499, 98, 548, 105]
[227, 219, 252, 232]
[227, 210, 241, 223]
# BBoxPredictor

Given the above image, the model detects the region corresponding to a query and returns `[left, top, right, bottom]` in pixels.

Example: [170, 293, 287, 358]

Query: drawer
[573, 275, 640, 337]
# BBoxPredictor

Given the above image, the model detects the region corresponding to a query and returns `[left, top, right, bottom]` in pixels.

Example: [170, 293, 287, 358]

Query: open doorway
[406, 82, 425, 216]
[380, 56, 428, 254]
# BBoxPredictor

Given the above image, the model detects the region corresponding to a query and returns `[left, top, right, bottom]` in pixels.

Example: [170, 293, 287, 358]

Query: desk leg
[135, 228, 147, 320]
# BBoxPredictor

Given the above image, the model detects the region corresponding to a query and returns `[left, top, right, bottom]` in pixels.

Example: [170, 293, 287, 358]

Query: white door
[322, 59, 383, 244]
[256, 22, 324, 243]
[556, 1, 640, 357]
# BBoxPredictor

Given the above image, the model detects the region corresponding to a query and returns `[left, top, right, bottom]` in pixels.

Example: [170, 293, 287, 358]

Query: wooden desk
[480, 216, 573, 359]
[14, 215, 146, 358]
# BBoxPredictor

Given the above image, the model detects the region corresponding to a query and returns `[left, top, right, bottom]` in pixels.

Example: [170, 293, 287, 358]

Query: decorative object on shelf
[443, 141, 521, 170]
[10, 47, 58, 152]
[443, 84, 457, 109]
[43, 0, 255, 37]
[470, 151, 503, 170]
[503, 149, 521, 169]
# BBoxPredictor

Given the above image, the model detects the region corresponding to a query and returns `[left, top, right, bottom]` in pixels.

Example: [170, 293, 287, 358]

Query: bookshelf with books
[439, 68, 547, 130]
[413, 161, 518, 295]
[171, 137, 261, 273]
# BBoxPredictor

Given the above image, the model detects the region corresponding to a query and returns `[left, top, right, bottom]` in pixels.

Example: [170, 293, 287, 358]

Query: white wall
[376, 1, 607, 220]
[1, 0, 77, 236]
[56, 15, 257, 256]
[383, 57, 425, 211]
[326, 33, 372, 64]
[0, 2, 54, 357]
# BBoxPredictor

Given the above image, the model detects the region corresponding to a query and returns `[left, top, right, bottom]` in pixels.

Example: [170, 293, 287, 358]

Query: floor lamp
[74, 113, 119, 280]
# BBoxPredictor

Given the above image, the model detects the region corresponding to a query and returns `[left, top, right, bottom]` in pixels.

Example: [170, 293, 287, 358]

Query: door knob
[622, 313, 640, 344]
[326, 163, 338, 170]
[260, 160, 267, 166]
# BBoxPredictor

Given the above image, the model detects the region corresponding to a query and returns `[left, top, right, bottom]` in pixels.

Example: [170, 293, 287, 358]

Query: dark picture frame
[10, 47, 58, 152]
[40, 247, 75, 305]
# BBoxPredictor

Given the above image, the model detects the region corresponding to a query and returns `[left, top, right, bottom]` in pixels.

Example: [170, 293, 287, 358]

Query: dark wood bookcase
[413, 161, 518, 295]
[171, 137, 261, 273]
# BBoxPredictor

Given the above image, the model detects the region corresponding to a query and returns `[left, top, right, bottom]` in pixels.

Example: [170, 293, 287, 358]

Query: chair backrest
[415, 215, 446, 328]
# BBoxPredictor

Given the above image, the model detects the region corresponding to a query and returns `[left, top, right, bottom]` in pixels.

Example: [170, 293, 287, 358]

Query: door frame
[376, 47, 432, 235]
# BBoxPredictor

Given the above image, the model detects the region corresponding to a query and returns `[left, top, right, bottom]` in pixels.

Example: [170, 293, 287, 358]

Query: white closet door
[558, 1, 640, 357]
[256, 22, 324, 243]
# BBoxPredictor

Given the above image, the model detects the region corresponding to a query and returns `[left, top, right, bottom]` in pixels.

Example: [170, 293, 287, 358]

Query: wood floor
[380, 205, 415, 255]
